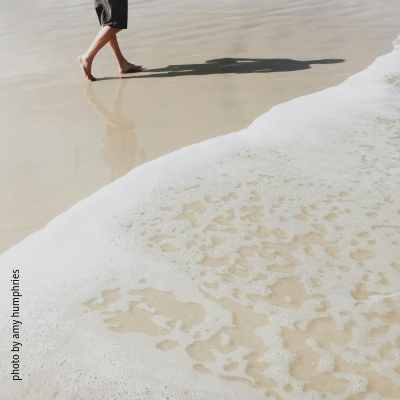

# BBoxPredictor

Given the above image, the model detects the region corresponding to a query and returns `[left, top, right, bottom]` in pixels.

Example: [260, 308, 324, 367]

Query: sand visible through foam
[1, 34, 400, 398]
[1, 0, 400, 253]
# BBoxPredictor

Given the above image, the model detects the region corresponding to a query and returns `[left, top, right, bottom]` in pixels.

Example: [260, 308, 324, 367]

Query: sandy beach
[1, 0, 400, 399]
[1, 0, 400, 253]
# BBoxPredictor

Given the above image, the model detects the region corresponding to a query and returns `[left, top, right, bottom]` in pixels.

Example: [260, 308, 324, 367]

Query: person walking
[78, 0, 142, 81]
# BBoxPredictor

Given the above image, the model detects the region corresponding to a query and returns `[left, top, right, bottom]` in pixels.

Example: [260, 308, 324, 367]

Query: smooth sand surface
[1, 0, 400, 253]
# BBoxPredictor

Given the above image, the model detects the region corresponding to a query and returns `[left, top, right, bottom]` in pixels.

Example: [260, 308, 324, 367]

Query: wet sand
[1, 1, 400, 398]
[1, 0, 400, 254]
[2, 43, 400, 398]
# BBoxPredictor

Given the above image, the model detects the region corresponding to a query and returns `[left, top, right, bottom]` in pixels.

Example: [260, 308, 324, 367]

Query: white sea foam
[1, 37, 400, 399]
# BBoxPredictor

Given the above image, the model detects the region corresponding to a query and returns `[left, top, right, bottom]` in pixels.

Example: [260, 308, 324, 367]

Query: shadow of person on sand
[98, 57, 345, 80]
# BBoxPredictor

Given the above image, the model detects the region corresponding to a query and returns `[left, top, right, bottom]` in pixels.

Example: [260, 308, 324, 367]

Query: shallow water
[1, 32, 400, 399]
[1, 0, 400, 253]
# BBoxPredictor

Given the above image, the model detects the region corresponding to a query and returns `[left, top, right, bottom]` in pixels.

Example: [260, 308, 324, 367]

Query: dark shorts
[94, 0, 128, 30]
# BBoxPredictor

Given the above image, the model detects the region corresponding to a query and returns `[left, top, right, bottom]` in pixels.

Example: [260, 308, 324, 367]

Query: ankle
[120, 57, 130, 66]
[83, 53, 95, 64]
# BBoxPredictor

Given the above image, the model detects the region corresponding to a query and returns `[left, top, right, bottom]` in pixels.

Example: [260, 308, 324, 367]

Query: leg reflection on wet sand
[83, 79, 146, 180]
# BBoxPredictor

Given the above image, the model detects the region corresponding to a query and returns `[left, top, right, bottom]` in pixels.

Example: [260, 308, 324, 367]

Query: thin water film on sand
[1, 33, 400, 400]
[83, 75, 400, 398]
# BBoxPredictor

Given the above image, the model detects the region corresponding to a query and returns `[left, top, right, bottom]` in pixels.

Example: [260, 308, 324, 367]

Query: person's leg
[108, 36, 142, 74]
[78, 26, 122, 81]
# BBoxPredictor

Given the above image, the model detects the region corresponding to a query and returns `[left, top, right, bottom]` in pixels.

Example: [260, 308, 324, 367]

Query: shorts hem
[101, 22, 127, 30]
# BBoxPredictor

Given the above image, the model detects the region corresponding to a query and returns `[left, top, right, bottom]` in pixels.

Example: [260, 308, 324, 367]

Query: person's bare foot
[120, 61, 143, 74]
[78, 55, 96, 81]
